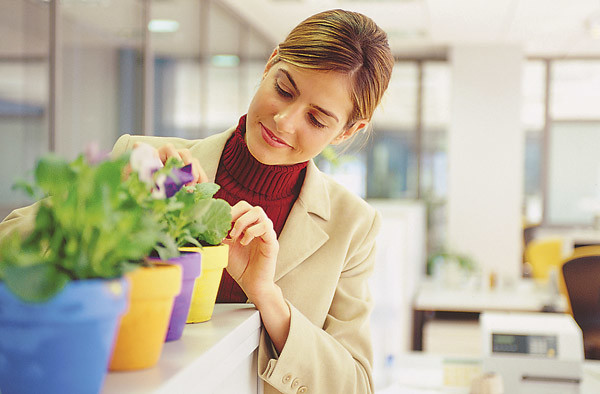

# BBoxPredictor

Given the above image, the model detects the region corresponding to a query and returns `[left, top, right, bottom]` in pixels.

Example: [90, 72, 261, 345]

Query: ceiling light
[211, 55, 240, 68]
[148, 20, 180, 33]
[586, 11, 600, 39]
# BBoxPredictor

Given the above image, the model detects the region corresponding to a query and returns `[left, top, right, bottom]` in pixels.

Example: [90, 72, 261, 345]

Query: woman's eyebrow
[279, 68, 339, 123]
[311, 105, 339, 123]
[280, 69, 299, 94]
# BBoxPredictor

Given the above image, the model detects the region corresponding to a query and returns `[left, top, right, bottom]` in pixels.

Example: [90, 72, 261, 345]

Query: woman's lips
[261, 124, 291, 148]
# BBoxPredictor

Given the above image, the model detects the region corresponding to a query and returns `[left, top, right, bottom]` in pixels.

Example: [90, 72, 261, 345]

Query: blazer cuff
[258, 300, 312, 394]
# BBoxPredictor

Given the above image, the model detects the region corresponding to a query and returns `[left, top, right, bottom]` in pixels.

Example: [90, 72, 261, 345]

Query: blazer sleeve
[0, 201, 41, 242]
[259, 210, 381, 394]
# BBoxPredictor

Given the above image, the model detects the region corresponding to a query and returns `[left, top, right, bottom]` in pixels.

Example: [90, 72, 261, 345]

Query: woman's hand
[126, 142, 208, 184]
[156, 143, 208, 184]
[224, 201, 290, 353]
[224, 201, 280, 302]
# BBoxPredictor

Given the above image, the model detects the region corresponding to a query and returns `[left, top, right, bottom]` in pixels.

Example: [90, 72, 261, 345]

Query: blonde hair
[274, 9, 394, 128]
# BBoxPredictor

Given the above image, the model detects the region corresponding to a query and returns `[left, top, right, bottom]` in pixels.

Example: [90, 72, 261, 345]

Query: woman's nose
[274, 105, 301, 134]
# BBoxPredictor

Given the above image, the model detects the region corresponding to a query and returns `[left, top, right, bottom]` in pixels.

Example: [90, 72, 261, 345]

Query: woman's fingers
[230, 204, 262, 238]
[157, 143, 181, 163]
[154, 144, 208, 184]
[229, 202, 275, 245]
[192, 158, 209, 183]
[239, 218, 276, 246]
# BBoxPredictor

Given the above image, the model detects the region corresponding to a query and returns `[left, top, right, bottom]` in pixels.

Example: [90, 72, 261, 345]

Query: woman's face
[245, 60, 367, 166]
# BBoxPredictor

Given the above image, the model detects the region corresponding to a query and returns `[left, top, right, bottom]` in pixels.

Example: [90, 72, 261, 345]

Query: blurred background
[2, 0, 600, 391]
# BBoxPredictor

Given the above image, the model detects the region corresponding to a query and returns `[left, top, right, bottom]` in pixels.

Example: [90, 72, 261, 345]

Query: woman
[1, 9, 393, 394]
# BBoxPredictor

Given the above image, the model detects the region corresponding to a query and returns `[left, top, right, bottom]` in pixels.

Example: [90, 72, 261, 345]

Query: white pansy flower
[130, 143, 163, 186]
[151, 173, 167, 199]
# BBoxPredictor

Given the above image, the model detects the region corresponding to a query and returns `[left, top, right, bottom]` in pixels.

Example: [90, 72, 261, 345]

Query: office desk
[377, 352, 600, 394]
[103, 304, 262, 394]
[412, 279, 567, 351]
[535, 227, 600, 249]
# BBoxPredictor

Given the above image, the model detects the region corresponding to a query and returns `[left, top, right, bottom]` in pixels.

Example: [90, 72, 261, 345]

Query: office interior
[2, 0, 600, 393]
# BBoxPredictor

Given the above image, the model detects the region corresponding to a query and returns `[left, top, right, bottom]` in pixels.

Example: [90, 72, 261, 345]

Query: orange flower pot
[109, 263, 182, 371]
[180, 244, 228, 323]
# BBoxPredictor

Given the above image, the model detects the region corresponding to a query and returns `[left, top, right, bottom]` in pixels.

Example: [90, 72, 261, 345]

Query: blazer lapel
[196, 132, 332, 282]
[192, 126, 236, 181]
[274, 160, 331, 282]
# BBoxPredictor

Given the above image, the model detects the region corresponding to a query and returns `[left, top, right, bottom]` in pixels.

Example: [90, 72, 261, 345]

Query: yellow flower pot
[180, 244, 228, 323]
[109, 263, 182, 371]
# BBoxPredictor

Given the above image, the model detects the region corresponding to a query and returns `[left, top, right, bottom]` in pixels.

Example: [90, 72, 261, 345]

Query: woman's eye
[308, 114, 326, 129]
[274, 82, 292, 98]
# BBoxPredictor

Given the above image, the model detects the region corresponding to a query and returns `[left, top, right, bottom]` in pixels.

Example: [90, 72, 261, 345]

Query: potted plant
[126, 143, 233, 325]
[149, 177, 232, 336]
[427, 249, 477, 288]
[0, 151, 162, 394]
[108, 143, 232, 370]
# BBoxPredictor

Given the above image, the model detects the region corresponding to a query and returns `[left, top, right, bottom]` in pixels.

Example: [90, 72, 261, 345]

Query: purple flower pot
[150, 251, 202, 341]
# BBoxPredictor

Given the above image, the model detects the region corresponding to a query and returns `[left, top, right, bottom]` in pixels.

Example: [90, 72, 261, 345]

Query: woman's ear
[330, 120, 369, 145]
[263, 47, 279, 79]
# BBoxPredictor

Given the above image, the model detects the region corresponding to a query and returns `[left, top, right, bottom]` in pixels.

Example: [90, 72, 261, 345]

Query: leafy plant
[125, 143, 232, 260]
[426, 250, 476, 276]
[0, 153, 162, 303]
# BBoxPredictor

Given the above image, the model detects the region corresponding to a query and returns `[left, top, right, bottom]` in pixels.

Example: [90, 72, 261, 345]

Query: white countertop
[377, 352, 600, 394]
[102, 303, 261, 394]
[413, 278, 567, 313]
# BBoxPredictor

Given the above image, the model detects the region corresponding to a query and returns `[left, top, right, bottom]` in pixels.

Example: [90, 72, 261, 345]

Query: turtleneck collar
[219, 115, 308, 201]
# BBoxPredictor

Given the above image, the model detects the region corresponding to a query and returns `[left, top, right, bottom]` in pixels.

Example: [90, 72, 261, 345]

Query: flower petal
[164, 164, 195, 198]
[130, 143, 163, 186]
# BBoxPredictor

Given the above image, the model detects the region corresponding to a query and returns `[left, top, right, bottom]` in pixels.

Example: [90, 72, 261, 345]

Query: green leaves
[35, 154, 76, 195]
[191, 182, 220, 200]
[188, 198, 233, 246]
[3, 263, 70, 303]
[0, 153, 162, 303]
[126, 156, 232, 260]
[0, 147, 234, 303]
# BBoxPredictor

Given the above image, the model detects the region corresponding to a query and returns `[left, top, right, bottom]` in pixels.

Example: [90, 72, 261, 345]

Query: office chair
[558, 246, 600, 314]
[524, 237, 564, 281]
[562, 255, 600, 359]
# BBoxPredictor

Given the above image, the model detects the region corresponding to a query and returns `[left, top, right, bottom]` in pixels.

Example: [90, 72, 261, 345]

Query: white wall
[447, 45, 524, 282]
[368, 199, 426, 388]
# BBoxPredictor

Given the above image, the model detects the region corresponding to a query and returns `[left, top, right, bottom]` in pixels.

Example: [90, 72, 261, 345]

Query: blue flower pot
[0, 278, 128, 394]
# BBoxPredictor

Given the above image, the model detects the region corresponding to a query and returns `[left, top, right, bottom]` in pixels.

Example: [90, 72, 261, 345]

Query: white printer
[480, 312, 584, 394]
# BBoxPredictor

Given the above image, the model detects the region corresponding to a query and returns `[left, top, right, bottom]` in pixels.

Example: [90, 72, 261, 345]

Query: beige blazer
[0, 127, 381, 394]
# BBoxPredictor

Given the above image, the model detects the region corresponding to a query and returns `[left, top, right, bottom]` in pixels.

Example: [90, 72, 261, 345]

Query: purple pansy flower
[85, 141, 111, 165]
[153, 164, 194, 199]
[163, 164, 194, 198]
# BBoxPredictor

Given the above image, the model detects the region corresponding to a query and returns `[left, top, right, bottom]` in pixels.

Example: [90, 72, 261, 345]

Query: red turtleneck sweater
[214, 116, 307, 303]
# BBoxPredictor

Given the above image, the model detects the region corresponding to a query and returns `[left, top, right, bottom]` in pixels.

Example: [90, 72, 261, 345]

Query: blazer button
[282, 374, 292, 384]
[297, 386, 308, 393]
[291, 378, 300, 389]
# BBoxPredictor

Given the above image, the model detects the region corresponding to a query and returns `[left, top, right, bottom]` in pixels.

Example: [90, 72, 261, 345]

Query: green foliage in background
[426, 250, 476, 276]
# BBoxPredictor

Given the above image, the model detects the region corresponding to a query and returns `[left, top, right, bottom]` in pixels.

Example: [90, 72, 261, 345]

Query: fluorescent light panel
[211, 55, 240, 67]
[148, 19, 180, 33]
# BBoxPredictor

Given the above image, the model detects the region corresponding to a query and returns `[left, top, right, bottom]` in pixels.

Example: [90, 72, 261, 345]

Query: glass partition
[151, 0, 271, 139]
[367, 63, 419, 199]
[547, 122, 600, 226]
[0, 0, 50, 218]
[522, 60, 546, 224]
[421, 62, 450, 252]
[59, 0, 145, 157]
